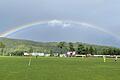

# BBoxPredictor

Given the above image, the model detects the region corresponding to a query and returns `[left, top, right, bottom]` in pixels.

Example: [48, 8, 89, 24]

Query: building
[32, 53, 45, 56]
[24, 52, 45, 56]
[24, 52, 30, 56]
[66, 51, 76, 57]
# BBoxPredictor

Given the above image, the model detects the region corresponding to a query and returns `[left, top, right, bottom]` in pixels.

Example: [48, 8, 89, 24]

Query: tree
[113, 48, 120, 55]
[77, 44, 85, 54]
[88, 46, 94, 55]
[102, 48, 112, 55]
[12, 50, 24, 56]
[93, 47, 97, 55]
[0, 42, 5, 56]
[57, 42, 66, 54]
[115, 49, 120, 55]
[0, 42, 5, 48]
[50, 49, 53, 56]
[84, 47, 89, 55]
[0, 48, 4, 55]
[68, 42, 75, 51]
[57, 42, 65, 49]
[29, 47, 33, 53]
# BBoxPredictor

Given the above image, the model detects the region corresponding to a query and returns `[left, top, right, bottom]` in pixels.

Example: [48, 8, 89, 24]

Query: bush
[11, 51, 24, 56]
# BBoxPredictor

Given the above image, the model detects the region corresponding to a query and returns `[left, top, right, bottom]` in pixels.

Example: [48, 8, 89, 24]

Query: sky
[0, 0, 120, 42]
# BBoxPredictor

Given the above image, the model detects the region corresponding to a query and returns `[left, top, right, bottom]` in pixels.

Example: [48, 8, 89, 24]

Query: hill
[0, 37, 120, 56]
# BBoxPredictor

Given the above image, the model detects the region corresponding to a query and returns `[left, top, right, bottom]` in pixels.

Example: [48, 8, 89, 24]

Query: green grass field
[0, 56, 120, 80]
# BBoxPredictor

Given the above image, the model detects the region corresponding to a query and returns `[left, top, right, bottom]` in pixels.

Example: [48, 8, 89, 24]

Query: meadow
[0, 56, 120, 80]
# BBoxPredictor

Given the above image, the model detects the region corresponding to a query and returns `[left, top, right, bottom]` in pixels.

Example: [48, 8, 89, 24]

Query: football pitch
[0, 56, 120, 80]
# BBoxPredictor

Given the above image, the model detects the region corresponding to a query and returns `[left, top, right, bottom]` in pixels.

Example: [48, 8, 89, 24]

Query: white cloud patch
[79, 22, 93, 28]
[48, 20, 71, 28]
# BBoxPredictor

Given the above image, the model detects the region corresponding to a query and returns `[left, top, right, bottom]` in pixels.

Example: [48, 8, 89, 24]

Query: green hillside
[0, 37, 120, 56]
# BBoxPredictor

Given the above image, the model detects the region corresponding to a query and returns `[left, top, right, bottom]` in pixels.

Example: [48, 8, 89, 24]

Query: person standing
[115, 55, 118, 62]
[103, 55, 106, 62]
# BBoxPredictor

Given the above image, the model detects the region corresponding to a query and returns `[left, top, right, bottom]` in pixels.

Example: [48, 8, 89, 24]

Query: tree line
[57, 42, 120, 55]
[0, 41, 120, 56]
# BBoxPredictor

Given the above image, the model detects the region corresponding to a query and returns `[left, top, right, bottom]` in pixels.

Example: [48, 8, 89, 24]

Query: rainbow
[0, 19, 119, 40]
[0, 20, 48, 37]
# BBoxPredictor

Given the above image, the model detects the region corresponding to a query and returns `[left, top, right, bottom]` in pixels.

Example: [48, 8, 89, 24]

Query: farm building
[66, 51, 76, 57]
[24, 52, 45, 56]
[44, 54, 51, 57]
[32, 53, 45, 56]
[24, 52, 30, 56]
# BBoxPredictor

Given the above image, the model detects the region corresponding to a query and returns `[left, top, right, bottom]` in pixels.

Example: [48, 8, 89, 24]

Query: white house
[24, 53, 30, 56]
[75, 55, 86, 57]
[66, 51, 76, 57]
[60, 54, 66, 57]
[44, 54, 51, 57]
[32, 53, 45, 56]
[24, 52, 45, 56]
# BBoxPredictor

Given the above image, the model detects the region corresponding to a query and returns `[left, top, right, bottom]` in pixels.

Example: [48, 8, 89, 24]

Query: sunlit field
[0, 56, 120, 80]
